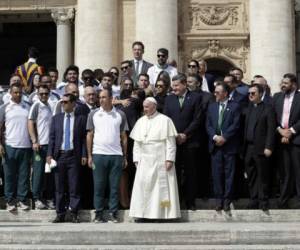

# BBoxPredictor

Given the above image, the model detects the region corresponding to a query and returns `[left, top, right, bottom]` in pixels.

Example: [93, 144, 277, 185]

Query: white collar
[28, 58, 37, 64]
[64, 111, 74, 117]
[100, 106, 115, 113]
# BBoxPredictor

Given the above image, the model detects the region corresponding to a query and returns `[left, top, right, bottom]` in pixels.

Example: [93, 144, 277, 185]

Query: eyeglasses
[156, 84, 164, 88]
[157, 54, 166, 58]
[121, 66, 129, 71]
[248, 91, 256, 96]
[188, 65, 197, 68]
[39, 92, 49, 96]
[61, 100, 71, 104]
[110, 71, 118, 76]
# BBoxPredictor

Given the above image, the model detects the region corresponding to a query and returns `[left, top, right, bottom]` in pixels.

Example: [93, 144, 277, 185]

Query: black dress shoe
[223, 203, 231, 212]
[70, 213, 80, 223]
[260, 203, 269, 211]
[215, 205, 223, 212]
[52, 215, 65, 223]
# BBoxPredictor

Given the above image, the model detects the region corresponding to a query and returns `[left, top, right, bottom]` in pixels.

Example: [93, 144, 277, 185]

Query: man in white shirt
[28, 85, 53, 209]
[147, 48, 177, 86]
[87, 88, 128, 223]
[0, 83, 32, 211]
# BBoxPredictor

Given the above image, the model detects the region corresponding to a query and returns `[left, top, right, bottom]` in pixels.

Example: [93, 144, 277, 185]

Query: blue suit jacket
[47, 112, 87, 162]
[206, 100, 241, 154]
[164, 90, 202, 147]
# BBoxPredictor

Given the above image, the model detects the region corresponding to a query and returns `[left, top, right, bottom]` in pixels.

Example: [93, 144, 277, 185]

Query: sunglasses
[248, 91, 256, 96]
[39, 92, 49, 96]
[83, 77, 93, 81]
[157, 54, 166, 58]
[62, 100, 71, 104]
[156, 84, 164, 88]
[188, 65, 197, 68]
[121, 66, 129, 70]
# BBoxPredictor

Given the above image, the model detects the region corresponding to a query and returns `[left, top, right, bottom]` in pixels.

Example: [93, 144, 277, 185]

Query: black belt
[59, 149, 74, 155]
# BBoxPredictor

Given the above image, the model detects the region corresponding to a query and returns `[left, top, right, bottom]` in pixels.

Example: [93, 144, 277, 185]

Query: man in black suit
[187, 73, 214, 197]
[47, 93, 87, 223]
[230, 67, 249, 96]
[164, 73, 202, 209]
[131, 41, 153, 84]
[273, 73, 300, 208]
[244, 84, 276, 211]
[224, 74, 248, 107]
[206, 82, 241, 211]
[198, 60, 215, 93]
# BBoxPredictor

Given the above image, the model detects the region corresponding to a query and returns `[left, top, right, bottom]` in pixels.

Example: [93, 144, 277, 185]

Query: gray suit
[131, 59, 153, 84]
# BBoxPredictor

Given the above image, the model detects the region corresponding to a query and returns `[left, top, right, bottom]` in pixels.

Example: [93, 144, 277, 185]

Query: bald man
[129, 97, 180, 221]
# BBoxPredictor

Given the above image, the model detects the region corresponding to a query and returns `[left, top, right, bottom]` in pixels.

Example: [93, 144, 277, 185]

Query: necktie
[179, 96, 184, 108]
[64, 113, 71, 150]
[135, 61, 140, 75]
[217, 103, 225, 135]
[282, 94, 291, 129]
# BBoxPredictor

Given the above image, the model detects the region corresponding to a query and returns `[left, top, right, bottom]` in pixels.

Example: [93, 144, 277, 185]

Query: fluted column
[75, 0, 118, 71]
[51, 8, 74, 80]
[136, 0, 178, 63]
[250, 0, 296, 92]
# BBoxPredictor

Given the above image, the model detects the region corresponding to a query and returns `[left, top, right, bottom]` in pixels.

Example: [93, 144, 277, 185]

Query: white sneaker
[6, 202, 16, 212]
[46, 200, 55, 210]
[18, 201, 30, 210]
[35, 200, 46, 210]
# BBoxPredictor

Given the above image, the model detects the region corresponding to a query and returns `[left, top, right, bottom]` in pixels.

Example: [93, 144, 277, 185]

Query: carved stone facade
[179, 0, 250, 80]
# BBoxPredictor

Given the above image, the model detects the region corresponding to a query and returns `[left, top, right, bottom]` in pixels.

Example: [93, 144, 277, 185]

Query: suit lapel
[277, 93, 285, 124]
[58, 113, 64, 148]
[290, 92, 300, 123]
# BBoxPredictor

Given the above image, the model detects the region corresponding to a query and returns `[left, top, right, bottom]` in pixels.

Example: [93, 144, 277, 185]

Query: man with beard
[273, 73, 300, 208]
[56, 65, 80, 97]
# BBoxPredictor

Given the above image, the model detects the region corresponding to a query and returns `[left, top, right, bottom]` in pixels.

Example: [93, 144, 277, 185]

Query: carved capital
[51, 8, 74, 25]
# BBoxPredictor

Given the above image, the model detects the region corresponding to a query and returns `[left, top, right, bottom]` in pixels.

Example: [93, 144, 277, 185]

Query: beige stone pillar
[250, 0, 296, 92]
[51, 8, 74, 81]
[136, 0, 178, 64]
[75, 0, 118, 71]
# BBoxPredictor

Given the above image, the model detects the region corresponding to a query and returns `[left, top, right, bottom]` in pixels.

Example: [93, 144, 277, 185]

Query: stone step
[1, 209, 300, 223]
[0, 197, 299, 210]
[0, 222, 300, 245]
[1, 245, 300, 250]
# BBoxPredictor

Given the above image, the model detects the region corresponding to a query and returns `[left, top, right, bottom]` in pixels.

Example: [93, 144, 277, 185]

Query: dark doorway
[0, 21, 56, 85]
[206, 58, 235, 80]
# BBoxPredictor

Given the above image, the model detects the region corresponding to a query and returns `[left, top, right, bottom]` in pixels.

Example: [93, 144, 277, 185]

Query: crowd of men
[0, 41, 299, 223]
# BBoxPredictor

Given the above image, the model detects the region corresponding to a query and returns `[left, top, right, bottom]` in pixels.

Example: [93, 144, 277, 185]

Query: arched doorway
[206, 58, 235, 80]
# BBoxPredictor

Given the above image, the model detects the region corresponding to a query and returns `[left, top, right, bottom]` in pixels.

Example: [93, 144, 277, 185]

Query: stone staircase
[0, 199, 299, 249]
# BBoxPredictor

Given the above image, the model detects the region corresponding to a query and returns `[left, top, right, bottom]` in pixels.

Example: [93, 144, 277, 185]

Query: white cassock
[129, 112, 181, 219]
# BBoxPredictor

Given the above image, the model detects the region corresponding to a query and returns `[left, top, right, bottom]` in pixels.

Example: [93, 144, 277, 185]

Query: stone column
[250, 0, 296, 92]
[75, 0, 118, 71]
[136, 0, 178, 64]
[51, 8, 74, 81]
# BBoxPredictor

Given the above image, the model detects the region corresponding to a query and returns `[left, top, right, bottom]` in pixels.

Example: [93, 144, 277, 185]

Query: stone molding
[51, 8, 74, 25]
[185, 39, 249, 73]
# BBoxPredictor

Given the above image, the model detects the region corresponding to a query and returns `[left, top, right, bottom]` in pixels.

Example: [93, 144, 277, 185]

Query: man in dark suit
[47, 93, 87, 223]
[206, 82, 241, 211]
[224, 74, 248, 107]
[164, 73, 202, 209]
[273, 73, 300, 208]
[243, 84, 276, 211]
[198, 60, 215, 93]
[230, 67, 249, 96]
[187, 73, 214, 197]
[131, 41, 153, 84]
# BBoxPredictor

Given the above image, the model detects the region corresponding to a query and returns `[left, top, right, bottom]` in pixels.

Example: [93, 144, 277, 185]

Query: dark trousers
[32, 145, 48, 200]
[211, 149, 235, 206]
[80, 166, 94, 209]
[244, 144, 270, 206]
[92, 154, 122, 213]
[54, 151, 80, 216]
[3, 145, 31, 202]
[175, 146, 198, 206]
[278, 144, 300, 205]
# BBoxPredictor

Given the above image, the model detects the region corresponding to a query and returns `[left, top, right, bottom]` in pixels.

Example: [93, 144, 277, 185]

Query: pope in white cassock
[129, 97, 181, 220]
